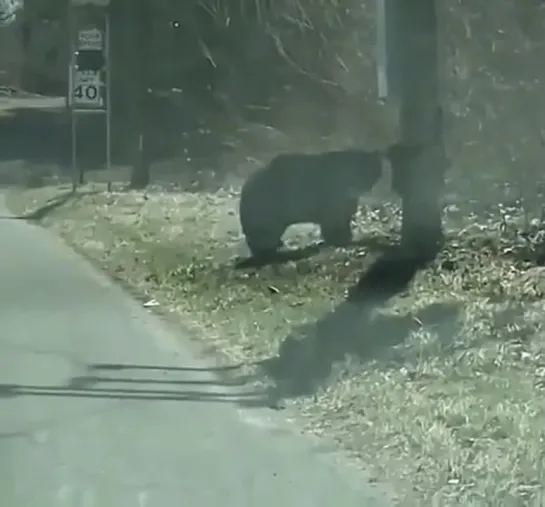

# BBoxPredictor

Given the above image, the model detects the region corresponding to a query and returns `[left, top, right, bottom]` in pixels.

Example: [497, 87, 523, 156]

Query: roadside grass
[7, 182, 545, 506]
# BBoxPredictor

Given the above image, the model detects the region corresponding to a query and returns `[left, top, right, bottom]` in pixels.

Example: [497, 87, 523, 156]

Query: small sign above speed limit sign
[71, 70, 103, 109]
[77, 28, 103, 51]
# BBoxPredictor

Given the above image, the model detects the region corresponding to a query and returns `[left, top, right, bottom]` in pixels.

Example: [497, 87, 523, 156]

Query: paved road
[0, 193, 394, 507]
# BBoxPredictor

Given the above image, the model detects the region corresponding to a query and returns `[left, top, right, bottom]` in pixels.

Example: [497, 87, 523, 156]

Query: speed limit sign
[71, 70, 103, 109]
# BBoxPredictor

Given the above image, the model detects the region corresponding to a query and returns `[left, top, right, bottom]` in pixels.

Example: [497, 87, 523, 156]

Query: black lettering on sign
[74, 84, 99, 101]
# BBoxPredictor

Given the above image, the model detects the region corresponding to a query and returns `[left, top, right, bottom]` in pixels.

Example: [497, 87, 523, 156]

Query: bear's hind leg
[319, 196, 357, 246]
[245, 227, 285, 258]
[320, 219, 353, 246]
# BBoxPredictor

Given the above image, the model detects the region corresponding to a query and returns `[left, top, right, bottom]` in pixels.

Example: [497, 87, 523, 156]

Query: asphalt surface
[0, 192, 395, 507]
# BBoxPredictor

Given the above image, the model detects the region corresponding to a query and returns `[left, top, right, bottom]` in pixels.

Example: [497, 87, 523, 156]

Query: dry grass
[6, 180, 545, 506]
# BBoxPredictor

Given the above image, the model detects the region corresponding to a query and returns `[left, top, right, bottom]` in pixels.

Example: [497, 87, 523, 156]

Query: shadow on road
[0, 383, 268, 405]
[8, 190, 76, 220]
[89, 362, 246, 373]
[0, 189, 102, 221]
[0, 361, 272, 407]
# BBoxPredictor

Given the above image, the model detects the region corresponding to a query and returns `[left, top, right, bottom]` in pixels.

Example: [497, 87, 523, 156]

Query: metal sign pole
[105, 10, 111, 192]
[71, 108, 78, 190]
[68, 0, 111, 191]
[68, 5, 78, 191]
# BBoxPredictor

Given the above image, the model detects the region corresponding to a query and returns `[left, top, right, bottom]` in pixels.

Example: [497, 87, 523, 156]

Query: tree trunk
[394, 0, 446, 261]
[128, 0, 151, 189]
[396, 130, 447, 259]
[130, 131, 150, 188]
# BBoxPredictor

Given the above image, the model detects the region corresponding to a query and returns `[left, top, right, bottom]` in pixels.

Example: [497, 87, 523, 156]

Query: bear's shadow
[257, 243, 448, 399]
[233, 234, 395, 270]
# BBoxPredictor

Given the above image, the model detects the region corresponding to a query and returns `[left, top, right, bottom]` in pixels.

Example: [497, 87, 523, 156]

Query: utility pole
[377, 0, 447, 260]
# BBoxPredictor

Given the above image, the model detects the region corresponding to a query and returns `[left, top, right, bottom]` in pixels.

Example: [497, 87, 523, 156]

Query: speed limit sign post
[68, 0, 111, 190]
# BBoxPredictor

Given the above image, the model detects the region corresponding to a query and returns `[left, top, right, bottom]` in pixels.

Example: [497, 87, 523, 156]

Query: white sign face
[72, 70, 103, 108]
[78, 28, 103, 50]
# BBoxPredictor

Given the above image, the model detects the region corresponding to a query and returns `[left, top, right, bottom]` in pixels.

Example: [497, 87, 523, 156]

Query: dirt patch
[7, 182, 545, 506]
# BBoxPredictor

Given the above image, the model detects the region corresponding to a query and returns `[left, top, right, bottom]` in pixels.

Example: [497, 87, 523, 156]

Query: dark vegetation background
[0, 0, 543, 209]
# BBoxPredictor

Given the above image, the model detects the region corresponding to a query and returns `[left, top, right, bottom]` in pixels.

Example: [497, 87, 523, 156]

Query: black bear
[239, 149, 384, 258]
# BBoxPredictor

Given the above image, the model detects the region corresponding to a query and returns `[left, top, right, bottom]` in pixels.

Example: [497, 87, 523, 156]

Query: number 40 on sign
[72, 70, 103, 108]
